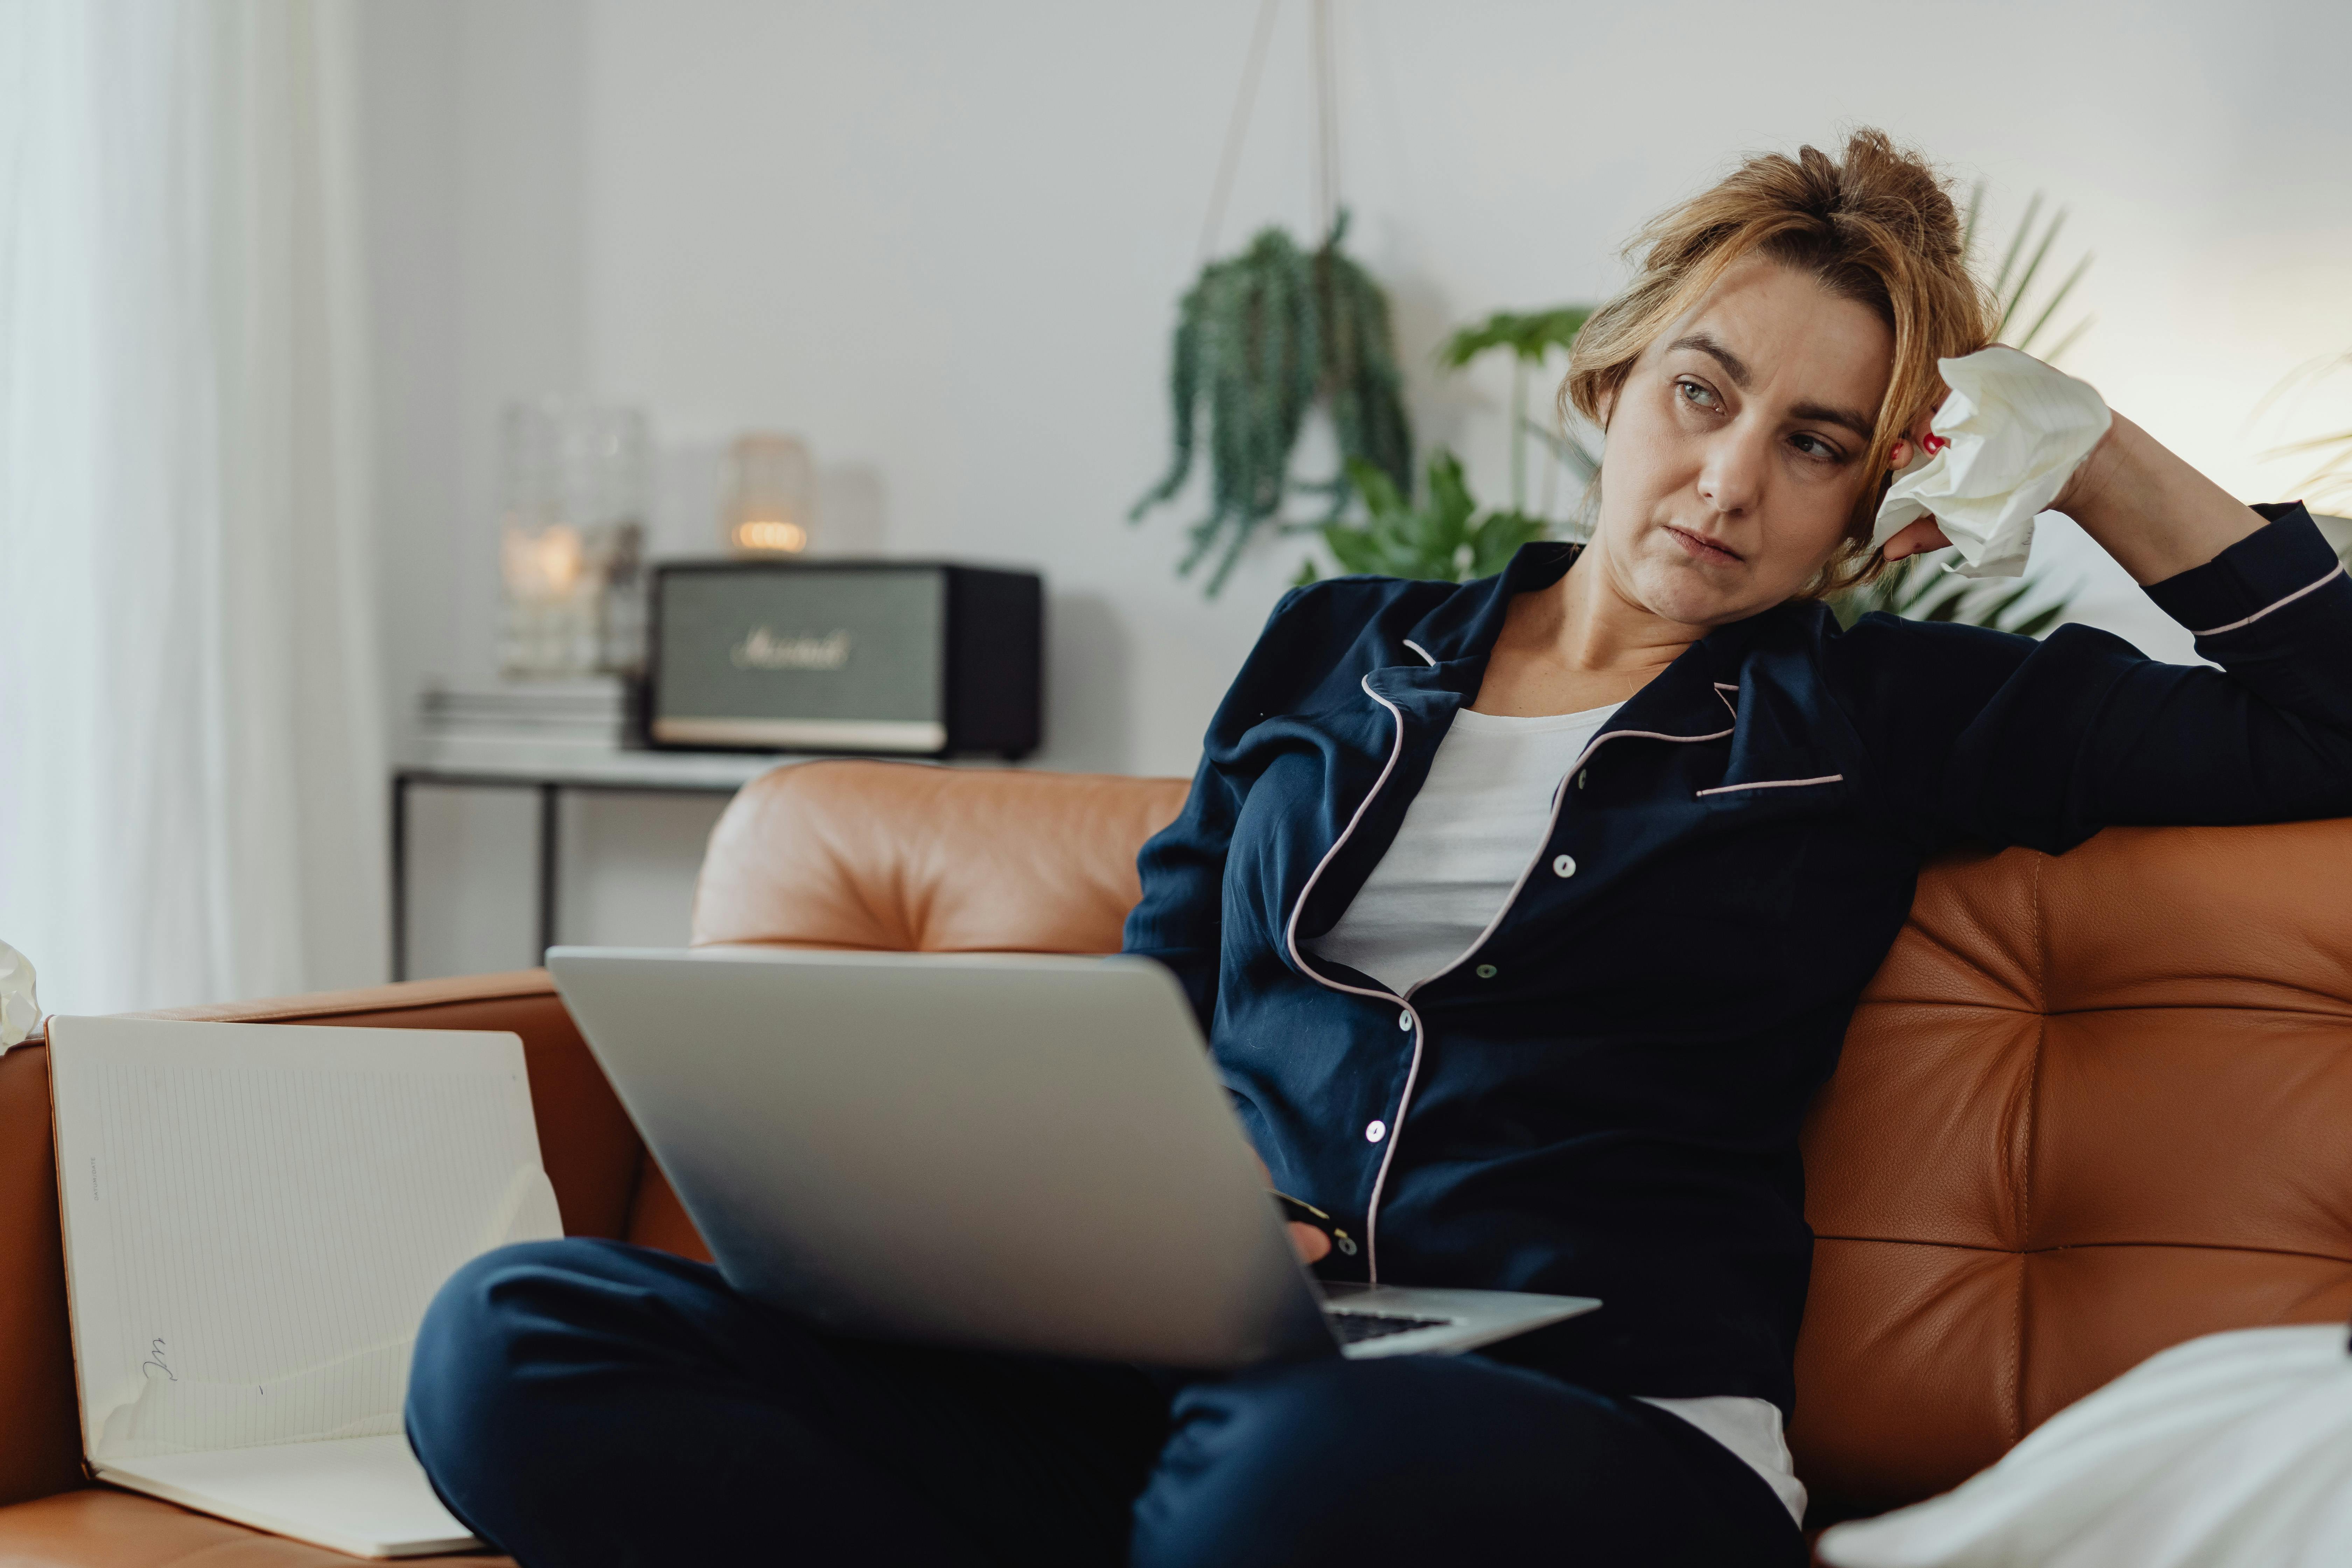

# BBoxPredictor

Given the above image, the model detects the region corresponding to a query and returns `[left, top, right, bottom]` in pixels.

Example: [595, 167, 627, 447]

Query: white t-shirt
[1308, 704, 1620, 991]
[1305, 702, 1808, 1525]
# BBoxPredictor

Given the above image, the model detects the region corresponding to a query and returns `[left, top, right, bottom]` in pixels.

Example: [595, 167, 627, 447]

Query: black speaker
[646, 560, 1042, 759]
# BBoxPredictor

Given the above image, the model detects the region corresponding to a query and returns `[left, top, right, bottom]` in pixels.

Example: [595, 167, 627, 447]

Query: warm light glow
[501, 523, 585, 598]
[732, 518, 808, 553]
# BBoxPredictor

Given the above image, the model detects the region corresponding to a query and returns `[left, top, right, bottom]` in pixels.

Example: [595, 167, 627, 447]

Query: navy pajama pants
[405, 1239, 1806, 1568]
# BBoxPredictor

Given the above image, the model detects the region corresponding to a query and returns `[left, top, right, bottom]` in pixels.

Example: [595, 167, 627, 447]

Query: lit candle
[724, 433, 816, 556]
[731, 518, 807, 554]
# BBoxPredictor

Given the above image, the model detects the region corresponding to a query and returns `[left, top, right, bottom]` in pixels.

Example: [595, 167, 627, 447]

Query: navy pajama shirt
[408, 507, 2352, 1567]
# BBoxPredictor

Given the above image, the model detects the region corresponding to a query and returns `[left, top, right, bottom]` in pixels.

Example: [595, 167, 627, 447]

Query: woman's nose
[1696, 428, 1770, 516]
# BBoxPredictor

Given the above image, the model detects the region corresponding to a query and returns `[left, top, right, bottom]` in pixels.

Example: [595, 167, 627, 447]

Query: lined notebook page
[48, 1017, 561, 1463]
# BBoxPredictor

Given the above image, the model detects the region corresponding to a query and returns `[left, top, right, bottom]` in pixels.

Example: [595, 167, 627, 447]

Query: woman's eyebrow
[1668, 332, 1750, 388]
[1789, 400, 1876, 440]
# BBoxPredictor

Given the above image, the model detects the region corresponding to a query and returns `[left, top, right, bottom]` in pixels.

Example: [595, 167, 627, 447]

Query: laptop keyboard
[1328, 1310, 1451, 1344]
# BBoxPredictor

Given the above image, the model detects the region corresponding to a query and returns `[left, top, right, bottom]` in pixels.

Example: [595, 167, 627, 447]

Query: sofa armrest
[132, 967, 564, 1025]
[0, 1041, 85, 1510]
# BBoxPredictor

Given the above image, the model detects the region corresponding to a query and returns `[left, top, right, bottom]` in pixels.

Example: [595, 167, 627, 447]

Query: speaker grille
[653, 567, 946, 750]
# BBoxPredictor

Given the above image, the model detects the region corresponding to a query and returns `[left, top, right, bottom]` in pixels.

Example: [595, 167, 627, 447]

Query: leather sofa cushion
[626, 1161, 714, 1263]
[1793, 822, 2352, 1507]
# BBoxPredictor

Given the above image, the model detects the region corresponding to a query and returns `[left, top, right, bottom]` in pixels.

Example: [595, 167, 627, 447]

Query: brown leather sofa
[1, 759, 2347, 1564]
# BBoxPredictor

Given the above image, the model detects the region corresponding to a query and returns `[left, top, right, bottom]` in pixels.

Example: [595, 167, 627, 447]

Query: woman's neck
[1469, 546, 1702, 717]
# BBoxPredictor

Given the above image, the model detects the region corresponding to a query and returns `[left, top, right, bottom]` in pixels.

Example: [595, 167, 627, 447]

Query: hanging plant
[1130, 213, 1413, 596]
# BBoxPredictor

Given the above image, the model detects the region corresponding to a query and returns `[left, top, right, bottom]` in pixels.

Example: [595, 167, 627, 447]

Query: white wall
[359, 0, 2352, 977]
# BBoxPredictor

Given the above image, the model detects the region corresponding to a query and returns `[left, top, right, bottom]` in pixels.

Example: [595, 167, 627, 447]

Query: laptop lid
[547, 946, 1335, 1369]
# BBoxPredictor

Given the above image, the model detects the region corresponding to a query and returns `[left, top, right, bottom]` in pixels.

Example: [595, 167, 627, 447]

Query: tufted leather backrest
[1790, 821, 2352, 1507]
[680, 762, 2352, 1508]
[692, 761, 1193, 954]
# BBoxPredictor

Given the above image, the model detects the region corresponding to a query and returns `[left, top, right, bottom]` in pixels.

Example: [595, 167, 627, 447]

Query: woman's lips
[1665, 524, 1745, 565]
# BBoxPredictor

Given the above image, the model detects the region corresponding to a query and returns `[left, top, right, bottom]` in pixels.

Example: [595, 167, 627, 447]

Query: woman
[406, 131, 2352, 1567]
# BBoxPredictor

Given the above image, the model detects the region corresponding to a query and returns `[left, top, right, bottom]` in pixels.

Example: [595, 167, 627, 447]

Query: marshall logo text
[731, 627, 853, 672]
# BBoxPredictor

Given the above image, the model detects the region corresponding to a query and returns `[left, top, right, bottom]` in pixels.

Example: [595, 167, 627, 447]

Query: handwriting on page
[85, 1061, 550, 1460]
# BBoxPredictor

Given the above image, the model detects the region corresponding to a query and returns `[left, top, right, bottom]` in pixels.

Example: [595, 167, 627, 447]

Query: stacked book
[413, 678, 636, 772]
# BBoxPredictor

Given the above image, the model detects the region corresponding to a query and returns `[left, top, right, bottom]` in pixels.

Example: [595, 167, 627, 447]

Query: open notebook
[46, 1016, 562, 1559]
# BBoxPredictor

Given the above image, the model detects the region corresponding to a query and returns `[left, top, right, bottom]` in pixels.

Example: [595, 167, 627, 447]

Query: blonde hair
[1563, 130, 1997, 594]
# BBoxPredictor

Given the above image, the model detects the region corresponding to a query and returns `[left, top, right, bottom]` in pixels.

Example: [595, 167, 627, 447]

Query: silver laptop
[546, 946, 1596, 1367]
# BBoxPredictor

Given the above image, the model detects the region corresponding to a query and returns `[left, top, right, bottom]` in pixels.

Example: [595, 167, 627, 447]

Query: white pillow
[0, 939, 37, 1049]
[1818, 1323, 2352, 1568]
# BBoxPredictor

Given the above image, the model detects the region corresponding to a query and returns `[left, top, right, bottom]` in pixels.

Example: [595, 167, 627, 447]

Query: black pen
[1271, 1191, 1358, 1257]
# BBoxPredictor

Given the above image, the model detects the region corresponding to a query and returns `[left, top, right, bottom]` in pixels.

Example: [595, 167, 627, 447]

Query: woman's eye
[1790, 432, 1845, 462]
[1675, 379, 1720, 412]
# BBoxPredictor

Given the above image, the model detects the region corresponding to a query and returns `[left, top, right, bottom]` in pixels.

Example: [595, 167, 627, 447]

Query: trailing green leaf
[1133, 215, 1413, 596]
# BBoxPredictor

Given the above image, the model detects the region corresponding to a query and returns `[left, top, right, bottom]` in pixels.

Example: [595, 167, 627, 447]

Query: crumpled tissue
[1871, 345, 2112, 579]
[0, 941, 38, 1050]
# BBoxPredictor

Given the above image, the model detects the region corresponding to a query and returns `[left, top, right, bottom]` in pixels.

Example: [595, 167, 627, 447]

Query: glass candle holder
[723, 433, 816, 556]
[498, 398, 650, 677]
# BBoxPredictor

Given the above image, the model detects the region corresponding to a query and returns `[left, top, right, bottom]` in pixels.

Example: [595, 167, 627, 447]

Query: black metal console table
[389, 747, 790, 981]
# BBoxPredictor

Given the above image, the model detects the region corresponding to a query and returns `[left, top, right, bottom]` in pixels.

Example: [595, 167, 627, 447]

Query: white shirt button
[1365, 1120, 1387, 1143]
[1397, 1009, 1413, 1031]
[1552, 854, 1577, 878]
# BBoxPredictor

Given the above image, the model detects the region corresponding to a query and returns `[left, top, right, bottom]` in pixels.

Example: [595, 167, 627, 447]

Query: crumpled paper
[1871, 345, 2112, 579]
[0, 941, 38, 1050]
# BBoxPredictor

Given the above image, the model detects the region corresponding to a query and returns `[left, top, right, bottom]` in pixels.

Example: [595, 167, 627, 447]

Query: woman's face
[1590, 257, 1895, 628]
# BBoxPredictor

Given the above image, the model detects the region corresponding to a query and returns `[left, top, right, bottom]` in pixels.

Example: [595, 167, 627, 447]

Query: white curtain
[0, 0, 385, 1016]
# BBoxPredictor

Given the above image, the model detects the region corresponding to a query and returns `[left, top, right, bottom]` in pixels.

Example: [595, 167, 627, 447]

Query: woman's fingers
[1255, 1148, 1332, 1262]
[1880, 396, 1953, 557]
[1881, 516, 1951, 561]
[1890, 394, 1949, 474]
